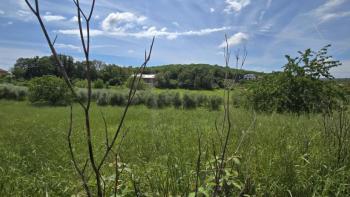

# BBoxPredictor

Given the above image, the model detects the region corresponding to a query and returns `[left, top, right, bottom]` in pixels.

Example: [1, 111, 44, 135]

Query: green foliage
[126, 77, 148, 90]
[0, 84, 27, 101]
[74, 79, 88, 88]
[172, 92, 182, 109]
[28, 76, 70, 105]
[145, 93, 158, 108]
[93, 79, 105, 89]
[208, 95, 223, 111]
[109, 92, 126, 106]
[248, 45, 345, 113]
[96, 92, 110, 106]
[152, 64, 262, 90]
[183, 93, 197, 109]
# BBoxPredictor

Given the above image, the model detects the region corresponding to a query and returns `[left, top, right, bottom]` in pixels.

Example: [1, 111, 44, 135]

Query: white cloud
[219, 32, 249, 48]
[313, 0, 346, 16]
[17, 10, 31, 17]
[311, 0, 350, 23]
[7, 21, 13, 25]
[102, 12, 147, 31]
[128, 49, 135, 54]
[210, 8, 215, 13]
[224, 0, 251, 13]
[320, 11, 350, 22]
[55, 43, 81, 51]
[60, 11, 230, 40]
[0, 10, 5, 15]
[57, 29, 104, 37]
[70, 16, 78, 22]
[172, 21, 180, 27]
[43, 14, 66, 22]
[58, 26, 230, 40]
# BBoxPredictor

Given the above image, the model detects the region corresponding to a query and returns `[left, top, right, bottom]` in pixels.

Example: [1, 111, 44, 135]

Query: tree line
[10, 55, 263, 90]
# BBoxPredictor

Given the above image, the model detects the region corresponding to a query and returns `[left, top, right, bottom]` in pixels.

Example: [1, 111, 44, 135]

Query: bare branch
[98, 37, 155, 171]
[67, 105, 92, 196]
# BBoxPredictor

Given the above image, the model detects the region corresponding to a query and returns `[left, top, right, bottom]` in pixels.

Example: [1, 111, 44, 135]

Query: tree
[249, 45, 345, 113]
[28, 76, 70, 105]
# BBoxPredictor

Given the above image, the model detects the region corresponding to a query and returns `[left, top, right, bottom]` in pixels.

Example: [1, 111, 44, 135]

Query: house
[0, 68, 9, 77]
[131, 74, 156, 86]
[243, 74, 257, 80]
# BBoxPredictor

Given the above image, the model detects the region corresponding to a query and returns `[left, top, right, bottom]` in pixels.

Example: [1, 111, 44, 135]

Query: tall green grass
[0, 100, 349, 196]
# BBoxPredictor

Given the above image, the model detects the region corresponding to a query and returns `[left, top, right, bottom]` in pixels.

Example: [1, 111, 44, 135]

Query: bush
[96, 92, 110, 106]
[183, 94, 197, 109]
[93, 79, 104, 89]
[195, 94, 208, 107]
[208, 95, 223, 111]
[157, 92, 172, 108]
[74, 79, 88, 88]
[76, 89, 88, 103]
[126, 77, 148, 90]
[248, 45, 345, 113]
[145, 93, 158, 108]
[28, 76, 70, 105]
[0, 84, 27, 101]
[172, 93, 182, 109]
[110, 92, 126, 106]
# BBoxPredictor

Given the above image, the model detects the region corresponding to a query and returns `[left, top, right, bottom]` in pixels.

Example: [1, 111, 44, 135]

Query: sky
[0, 0, 349, 77]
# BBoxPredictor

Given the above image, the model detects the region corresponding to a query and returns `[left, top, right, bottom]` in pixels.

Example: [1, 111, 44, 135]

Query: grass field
[0, 100, 349, 196]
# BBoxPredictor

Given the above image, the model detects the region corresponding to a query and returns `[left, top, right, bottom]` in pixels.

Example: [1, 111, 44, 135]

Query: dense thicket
[248, 45, 346, 113]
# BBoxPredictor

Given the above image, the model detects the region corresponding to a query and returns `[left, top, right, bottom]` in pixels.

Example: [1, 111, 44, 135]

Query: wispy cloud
[210, 8, 215, 13]
[219, 32, 249, 48]
[224, 0, 251, 13]
[320, 11, 350, 22]
[0, 10, 5, 15]
[58, 26, 231, 40]
[172, 21, 180, 27]
[311, 0, 350, 23]
[55, 43, 81, 52]
[43, 14, 66, 22]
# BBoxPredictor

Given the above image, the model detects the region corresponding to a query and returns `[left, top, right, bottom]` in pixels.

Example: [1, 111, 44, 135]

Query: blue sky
[0, 0, 349, 77]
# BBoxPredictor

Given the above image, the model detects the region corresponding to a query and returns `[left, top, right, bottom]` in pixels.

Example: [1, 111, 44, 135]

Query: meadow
[1, 97, 349, 196]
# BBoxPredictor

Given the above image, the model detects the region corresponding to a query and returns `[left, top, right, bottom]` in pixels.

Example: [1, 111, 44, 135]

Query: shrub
[157, 92, 172, 108]
[132, 91, 147, 105]
[74, 79, 88, 88]
[183, 93, 197, 109]
[248, 45, 345, 113]
[126, 77, 148, 90]
[110, 92, 126, 106]
[208, 95, 223, 111]
[93, 79, 104, 89]
[145, 93, 158, 108]
[76, 89, 88, 103]
[172, 92, 182, 109]
[28, 76, 70, 105]
[0, 84, 27, 101]
[96, 92, 110, 106]
[195, 94, 208, 107]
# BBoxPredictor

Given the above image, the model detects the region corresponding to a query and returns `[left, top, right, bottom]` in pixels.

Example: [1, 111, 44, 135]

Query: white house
[243, 74, 257, 80]
[131, 74, 156, 86]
